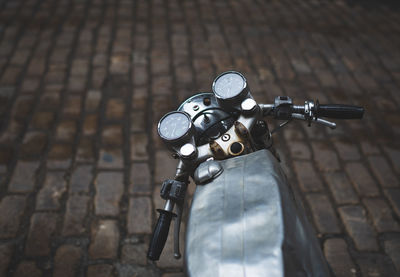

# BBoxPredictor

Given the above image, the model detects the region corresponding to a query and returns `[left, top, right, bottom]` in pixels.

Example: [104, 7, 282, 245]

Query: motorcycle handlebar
[147, 209, 175, 261]
[262, 101, 364, 120]
[315, 104, 364, 119]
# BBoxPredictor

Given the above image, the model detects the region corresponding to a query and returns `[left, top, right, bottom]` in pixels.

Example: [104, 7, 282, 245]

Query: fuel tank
[185, 149, 331, 277]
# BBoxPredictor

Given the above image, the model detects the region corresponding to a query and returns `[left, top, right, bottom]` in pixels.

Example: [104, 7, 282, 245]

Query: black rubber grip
[147, 209, 174, 261]
[317, 104, 364, 119]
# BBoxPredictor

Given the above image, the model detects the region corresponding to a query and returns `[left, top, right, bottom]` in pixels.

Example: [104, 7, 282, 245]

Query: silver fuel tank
[185, 149, 331, 277]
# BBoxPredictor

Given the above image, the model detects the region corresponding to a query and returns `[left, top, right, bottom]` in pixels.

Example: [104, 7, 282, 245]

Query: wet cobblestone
[0, 0, 400, 276]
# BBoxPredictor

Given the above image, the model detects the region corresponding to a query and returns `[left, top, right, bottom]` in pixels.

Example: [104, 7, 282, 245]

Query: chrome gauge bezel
[157, 111, 195, 148]
[157, 111, 193, 142]
[212, 71, 249, 106]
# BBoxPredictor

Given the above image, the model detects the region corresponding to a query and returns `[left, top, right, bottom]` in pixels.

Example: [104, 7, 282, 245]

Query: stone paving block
[127, 196, 152, 235]
[152, 75, 172, 96]
[305, 193, 341, 234]
[95, 172, 124, 216]
[63, 95, 82, 117]
[332, 139, 361, 161]
[56, 120, 77, 141]
[133, 65, 148, 87]
[87, 264, 115, 277]
[293, 161, 324, 192]
[338, 205, 378, 251]
[385, 235, 400, 272]
[69, 165, 93, 194]
[14, 261, 42, 277]
[76, 137, 96, 163]
[12, 94, 35, 115]
[323, 172, 358, 205]
[384, 188, 400, 218]
[162, 272, 185, 277]
[106, 98, 125, 121]
[130, 111, 146, 132]
[0, 243, 13, 277]
[21, 77, 40, 93]
[155, 150, 179, 183]
[27, 59, 46, 76]
[384, 146, 400, 174]
[129, 162, 151, 194]
[20, 131, 48, 158]
[121, 243, 147, 265]
[89, 220, 120, 259]
[93, 54, 107, 67]
[82, 114, 98, 136]
[91, 68, 106, 89]
[311, 141, 340, 172]
[67, 76, 86, 92]
[8, 161, 39, 193]
[110, 55, 130, 74]
[98, 148, 124, 169]
[324, 238, 356, 277]
[53, 245, 83, 277]
[345, 162, 380, 197]
[368, 156, 399, 188]
[0, 119, 24, 144]
[30, 111, 55, 130]
[162, 273, 185, 277]
[85, 89, 102, 112]
[0, 66, 22, 85]
[47, 143, 73, 169]
[44, 70, 66, 85]
[357, 254, 398, 277]
[363, 198, 400, 232]
[62, 195, 90, 236]
[25, 213, 57, 256]
[36, 171, 67, 211]
[71, 59, 89, 77]
[38, 92, 61, 111]
[102, 124, 123, 146]
[288, 141, 311, 160]
[0, 195, 27, 238]
[130, 133, 149, 161]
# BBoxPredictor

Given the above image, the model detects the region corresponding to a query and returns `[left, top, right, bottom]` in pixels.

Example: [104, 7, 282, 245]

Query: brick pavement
[0, 0, 399, 276]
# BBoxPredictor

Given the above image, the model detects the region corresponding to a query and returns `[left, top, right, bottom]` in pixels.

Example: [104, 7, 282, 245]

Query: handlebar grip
[317, 104, 364, 119]
[147, 209, 175, 261]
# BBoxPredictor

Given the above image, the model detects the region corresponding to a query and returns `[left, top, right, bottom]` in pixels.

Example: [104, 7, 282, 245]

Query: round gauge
[212, 71, 247, 100]
[158, 111, 192, 141]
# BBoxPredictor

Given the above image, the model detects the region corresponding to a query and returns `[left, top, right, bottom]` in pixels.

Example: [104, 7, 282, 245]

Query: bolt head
[179, 143, 197, 159]
[241, 98, 257, 114]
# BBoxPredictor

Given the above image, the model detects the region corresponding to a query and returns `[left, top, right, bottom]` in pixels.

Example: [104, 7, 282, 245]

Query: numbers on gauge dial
[159, 112, 190, 140]
[214, 73, 244, 99]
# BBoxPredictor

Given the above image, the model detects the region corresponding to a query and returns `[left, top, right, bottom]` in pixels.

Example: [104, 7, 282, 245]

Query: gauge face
[158, 112, 191, 141]
[213, 72, 245, 99]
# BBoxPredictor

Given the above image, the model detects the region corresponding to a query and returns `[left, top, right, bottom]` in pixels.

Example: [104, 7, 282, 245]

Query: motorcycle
[147, 71, 364, 276]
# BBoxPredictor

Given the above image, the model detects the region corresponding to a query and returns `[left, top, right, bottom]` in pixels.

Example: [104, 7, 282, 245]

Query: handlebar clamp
[274, 96, 293, 120]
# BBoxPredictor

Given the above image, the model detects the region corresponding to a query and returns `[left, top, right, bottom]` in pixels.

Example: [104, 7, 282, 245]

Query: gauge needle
[172, 123, 177, 136]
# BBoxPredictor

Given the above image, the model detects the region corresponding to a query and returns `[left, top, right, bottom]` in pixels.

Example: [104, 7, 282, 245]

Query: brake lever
[291, 113, 336, 129]
[173, 202, 183, 259]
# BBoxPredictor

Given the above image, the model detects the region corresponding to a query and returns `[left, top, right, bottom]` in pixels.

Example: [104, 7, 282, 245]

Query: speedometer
[213, 72, 245, 99]
[158, 111, 195, 149]
[212, 71, 250, 108]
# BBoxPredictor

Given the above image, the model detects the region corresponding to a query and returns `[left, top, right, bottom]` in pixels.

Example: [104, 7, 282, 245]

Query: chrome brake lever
[291, 113, 336, 129]
[173, 202, 183, 259]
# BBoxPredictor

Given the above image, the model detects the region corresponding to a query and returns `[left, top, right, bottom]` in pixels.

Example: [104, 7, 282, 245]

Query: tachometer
[212, 71, 250, 108]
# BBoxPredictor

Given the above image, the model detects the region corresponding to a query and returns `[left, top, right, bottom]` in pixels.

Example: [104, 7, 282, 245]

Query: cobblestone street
[0, 0, 400, 276]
